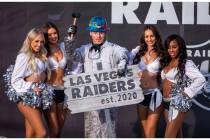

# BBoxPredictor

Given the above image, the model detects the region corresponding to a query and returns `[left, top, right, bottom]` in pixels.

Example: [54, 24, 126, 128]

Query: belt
[143, 88, 162, 112]
[163, 96, 179, 122]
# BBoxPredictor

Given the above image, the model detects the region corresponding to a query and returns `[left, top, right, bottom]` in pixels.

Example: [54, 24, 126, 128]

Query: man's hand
[68, 25, 77, 35]
[117, 67, 126, 77]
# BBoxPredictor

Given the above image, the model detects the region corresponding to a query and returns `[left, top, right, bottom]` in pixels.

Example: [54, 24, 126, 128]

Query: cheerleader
[42, 22, 76, 137]
[129, 25, 164, 137]
[6, 28, 54, 137]
[160, 34, 206, 137]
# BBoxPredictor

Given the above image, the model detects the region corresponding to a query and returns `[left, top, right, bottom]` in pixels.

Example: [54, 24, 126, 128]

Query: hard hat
[87, 16, 108, 32]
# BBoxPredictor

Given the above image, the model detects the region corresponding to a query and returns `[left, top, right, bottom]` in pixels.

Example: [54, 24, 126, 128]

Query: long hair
[160, 34, 187, 83]
[19, 28, 47, 74]
[133, 25, 163, 64]
[42, 21, 60, 56]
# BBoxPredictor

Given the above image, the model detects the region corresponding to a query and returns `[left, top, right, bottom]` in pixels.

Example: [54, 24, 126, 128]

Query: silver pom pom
[3, 65, 20, 103]
[170, 92, 192, 112]
[170, 76, 193, 112]
[31, 82, 54, 110]
[20, 83, 54, 110]
[20, 92, 41, 109]
[41, 84, 54, 110]
[3, 65, 54, 110]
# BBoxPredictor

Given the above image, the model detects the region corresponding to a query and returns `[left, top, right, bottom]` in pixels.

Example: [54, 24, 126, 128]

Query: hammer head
[72, 13, 80, 18]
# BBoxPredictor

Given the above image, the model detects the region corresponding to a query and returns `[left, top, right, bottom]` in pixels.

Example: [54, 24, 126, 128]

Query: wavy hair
[42, 21, 60, 56]
[160, 34, 187, 83]
[133, 25, 163, 64]
[18, 28, 51, 81]
[19, 28, 47, 73]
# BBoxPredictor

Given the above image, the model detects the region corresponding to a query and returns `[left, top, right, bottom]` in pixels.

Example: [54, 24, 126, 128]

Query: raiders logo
[193, 74, 210, 111]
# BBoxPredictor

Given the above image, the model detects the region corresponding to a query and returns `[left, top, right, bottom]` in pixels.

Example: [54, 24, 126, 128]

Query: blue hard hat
[87, 16, 108, 32]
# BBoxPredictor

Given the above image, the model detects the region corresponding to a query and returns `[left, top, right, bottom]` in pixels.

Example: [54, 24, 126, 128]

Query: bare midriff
[25, 72, 46, 83]
[140, 70, 160, 90]
[48, 68, 64, 86]
[162, 79, 172, 98]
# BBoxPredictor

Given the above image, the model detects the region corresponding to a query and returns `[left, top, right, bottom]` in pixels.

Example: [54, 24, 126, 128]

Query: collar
[89, 40, 107, 52]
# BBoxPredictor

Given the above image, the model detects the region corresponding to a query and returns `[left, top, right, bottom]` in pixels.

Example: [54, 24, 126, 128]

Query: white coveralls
[72, 41, 128, 137]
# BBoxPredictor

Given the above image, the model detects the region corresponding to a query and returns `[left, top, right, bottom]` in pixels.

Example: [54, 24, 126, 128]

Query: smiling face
[144, 29, 156, 48]
[30, 34, 45, 53]
[90, 31, 106, 45]
[168, 40, 180, 59]
[47, 27, 59, 45]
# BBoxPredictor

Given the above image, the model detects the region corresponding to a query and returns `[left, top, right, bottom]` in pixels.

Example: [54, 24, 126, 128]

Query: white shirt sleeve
[184, 60, 206, 98]
[71, 47, 84, 74]
[11, 53, 33, 93]
[128, 45, 140, 65]
[112, 44, 129, 69]
[60, 42, 67, 57]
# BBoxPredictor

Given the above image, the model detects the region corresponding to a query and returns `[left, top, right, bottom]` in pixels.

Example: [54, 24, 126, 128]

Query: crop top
[161, 60, 206, 98]
[161, 67, 178, 83]
[48, 42, 67, 70]
[129, 45, 160, 73]
[11, 53, 48, 93]
[138, 57, 160, 73]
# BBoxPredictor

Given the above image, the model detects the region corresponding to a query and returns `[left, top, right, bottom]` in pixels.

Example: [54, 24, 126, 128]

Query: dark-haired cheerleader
[42, 22, 76, 137]
[129, 25, 164, 137]
[160, 34, 206, 137]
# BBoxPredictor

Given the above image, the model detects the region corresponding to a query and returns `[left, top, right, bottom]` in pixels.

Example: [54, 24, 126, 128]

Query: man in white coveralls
[71, 16, 129, 138]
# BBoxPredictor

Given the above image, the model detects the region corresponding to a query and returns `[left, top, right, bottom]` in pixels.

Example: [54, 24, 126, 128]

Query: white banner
[64, 65, 144, 114]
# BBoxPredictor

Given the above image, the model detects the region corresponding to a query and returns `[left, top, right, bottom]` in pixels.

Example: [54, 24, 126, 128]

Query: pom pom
[170, 76, 193, 112]
[21, 92, 41, 108]
[41, 84, 54, 110]
[3, 65, 54, 110]
[3, 65, 20, 103]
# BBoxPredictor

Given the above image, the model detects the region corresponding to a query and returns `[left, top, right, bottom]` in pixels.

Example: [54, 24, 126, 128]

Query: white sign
[111, 2, 210, 24]
[64, 65, 144, 114]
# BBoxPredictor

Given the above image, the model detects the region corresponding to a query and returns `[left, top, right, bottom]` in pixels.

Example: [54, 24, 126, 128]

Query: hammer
[69, 12, 80, 40]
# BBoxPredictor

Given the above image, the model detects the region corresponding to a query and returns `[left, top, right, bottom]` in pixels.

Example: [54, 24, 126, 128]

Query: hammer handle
[70, 18, 77, 40]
